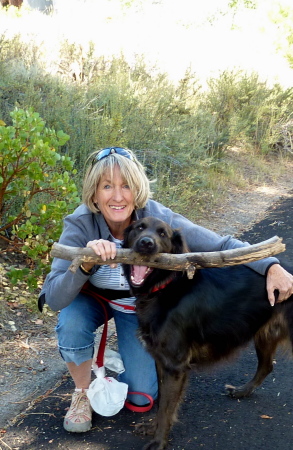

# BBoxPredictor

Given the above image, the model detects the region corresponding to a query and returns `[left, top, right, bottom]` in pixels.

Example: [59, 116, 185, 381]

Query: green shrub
[204, 70, 293, 152]
[0, 107, 80, 288]
[1, 33, 292, 246]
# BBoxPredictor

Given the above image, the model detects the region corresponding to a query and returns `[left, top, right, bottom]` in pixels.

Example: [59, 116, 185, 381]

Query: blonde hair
[82, 149, 152, 213]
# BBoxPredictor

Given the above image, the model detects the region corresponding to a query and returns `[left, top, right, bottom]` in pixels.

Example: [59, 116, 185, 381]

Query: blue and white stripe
[89, 237, 136, 313]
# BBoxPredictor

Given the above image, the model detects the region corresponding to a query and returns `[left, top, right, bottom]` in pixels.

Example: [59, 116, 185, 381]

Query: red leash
[125, 393, 154, 412]
[81, 283, 154, 412]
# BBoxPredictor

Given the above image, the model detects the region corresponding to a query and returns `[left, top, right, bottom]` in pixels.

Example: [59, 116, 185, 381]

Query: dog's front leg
[141, 368, 188, 450]
[135, 362, 163, 438]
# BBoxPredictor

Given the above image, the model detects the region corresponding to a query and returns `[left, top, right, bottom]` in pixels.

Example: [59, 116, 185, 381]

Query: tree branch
[51, 236, 285, 279]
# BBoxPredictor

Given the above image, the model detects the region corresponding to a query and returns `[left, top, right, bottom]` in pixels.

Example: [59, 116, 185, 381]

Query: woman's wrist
[80, 263, 93, 275]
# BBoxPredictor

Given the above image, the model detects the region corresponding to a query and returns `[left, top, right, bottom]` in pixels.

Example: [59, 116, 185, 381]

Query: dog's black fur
[122, 217, 293, 450]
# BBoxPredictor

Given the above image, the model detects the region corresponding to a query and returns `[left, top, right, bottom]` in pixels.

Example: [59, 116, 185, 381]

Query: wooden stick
[51, 236, 285, 279]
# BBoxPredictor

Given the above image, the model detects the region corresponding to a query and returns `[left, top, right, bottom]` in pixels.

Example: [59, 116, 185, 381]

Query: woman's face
[93, 165, 135, 232]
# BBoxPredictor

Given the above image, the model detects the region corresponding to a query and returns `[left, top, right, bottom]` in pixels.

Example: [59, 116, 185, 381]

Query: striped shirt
[89, 236, 136, 313]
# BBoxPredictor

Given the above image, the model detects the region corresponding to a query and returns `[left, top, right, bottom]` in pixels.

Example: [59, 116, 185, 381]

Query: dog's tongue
[131, 265, 150, 285]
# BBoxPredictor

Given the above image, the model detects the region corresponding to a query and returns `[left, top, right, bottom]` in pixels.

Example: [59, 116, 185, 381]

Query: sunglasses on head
[92, 147, 134, 165]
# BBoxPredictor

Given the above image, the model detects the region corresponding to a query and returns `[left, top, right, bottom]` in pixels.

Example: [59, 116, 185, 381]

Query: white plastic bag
[104, 348, 125, 374]
[87, 366, 128, 417]
[88, 345, 127, 416]
[93, 345, 125, 374]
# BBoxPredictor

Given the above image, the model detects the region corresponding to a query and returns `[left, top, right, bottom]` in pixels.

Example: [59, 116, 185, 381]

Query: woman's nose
[112, 187, 123, 201]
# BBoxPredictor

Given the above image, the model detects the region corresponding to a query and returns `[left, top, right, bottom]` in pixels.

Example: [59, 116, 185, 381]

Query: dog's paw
[225, 383, 254, 398]
[135, 421, 156, 436]
[225, 383, 238, 397]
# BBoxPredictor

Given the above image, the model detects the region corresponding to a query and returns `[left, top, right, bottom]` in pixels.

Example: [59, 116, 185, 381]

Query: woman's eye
[123, 184, 130, 189]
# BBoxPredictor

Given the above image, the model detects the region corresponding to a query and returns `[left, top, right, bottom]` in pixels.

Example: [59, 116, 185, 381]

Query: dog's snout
[136, 236, 156, 254]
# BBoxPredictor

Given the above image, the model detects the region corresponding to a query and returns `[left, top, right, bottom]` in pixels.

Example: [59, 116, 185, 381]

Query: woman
[40, 147, 293, 433]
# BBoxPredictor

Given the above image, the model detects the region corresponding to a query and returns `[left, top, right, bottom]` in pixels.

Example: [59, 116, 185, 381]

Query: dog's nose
[137, 236, 156, 253]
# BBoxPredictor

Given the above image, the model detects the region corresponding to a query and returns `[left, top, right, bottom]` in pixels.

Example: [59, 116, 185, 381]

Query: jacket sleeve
[40, 213, 98, 311]
[146, 200, 279, 276]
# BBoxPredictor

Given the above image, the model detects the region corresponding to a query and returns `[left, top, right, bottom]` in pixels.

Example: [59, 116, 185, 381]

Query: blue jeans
[56, 291, 158, 405]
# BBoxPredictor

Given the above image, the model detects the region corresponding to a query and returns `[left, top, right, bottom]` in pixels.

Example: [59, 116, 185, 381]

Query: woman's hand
[83, 239, 117, 271]
[266, 264, 293, 306]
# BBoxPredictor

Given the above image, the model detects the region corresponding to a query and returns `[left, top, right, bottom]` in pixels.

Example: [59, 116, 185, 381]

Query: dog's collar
[150, 274, 176, 293]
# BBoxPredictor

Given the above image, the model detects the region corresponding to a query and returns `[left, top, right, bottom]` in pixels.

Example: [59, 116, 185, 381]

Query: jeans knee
[56, 292, 107, 350]
[56, 315, 96, 349]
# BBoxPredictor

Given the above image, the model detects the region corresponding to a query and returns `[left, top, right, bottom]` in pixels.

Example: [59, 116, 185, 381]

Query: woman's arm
[40, 212, 97, 311]
[146, 199, 280, 275]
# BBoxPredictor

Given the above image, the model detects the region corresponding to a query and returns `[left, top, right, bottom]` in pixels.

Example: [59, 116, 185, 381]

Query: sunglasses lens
[93, 147, 133, 164]
[115, 148, 134, 160]
[96, 148, 111, 160]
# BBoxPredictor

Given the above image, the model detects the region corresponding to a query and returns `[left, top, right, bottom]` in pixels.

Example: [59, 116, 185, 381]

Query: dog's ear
[171, 229, 189, 254]
[123, 222, 134, 248]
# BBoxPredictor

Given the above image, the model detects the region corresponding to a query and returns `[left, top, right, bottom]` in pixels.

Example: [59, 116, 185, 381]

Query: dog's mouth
[130, 265, 153, 286]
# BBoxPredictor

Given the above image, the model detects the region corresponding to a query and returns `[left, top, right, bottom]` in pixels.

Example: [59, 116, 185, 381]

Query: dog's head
[123, 217, 188, 293]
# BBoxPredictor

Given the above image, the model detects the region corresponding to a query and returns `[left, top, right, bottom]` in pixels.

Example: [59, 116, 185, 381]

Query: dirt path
[197, 155, 293, 237]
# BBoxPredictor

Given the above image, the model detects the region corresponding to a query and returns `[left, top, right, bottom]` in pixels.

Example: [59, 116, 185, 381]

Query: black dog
[122, 216, 293, 450]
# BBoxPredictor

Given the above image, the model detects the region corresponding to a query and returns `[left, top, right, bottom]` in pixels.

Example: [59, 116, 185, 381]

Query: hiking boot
[63, 389, 93, 433]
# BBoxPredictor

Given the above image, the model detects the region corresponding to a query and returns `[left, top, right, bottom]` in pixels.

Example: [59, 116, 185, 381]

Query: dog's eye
[138, 225, 144, 231]
[158, 230, 166, 237]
